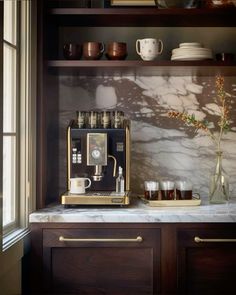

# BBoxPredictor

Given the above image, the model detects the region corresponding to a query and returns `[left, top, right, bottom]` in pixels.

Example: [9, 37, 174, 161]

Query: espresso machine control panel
[71, 139, 82, 164]
[61, 111, 131, 206]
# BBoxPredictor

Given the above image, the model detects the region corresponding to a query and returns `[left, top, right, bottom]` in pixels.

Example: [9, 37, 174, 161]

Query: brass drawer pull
[194, 236, 236, 243]
[59, 236, 143, 243]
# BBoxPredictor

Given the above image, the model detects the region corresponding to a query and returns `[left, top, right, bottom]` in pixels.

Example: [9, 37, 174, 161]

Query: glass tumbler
[144, 181, 159, 200]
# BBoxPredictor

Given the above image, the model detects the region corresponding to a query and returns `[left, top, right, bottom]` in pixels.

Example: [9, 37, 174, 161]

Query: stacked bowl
[171, 43, 213, 61]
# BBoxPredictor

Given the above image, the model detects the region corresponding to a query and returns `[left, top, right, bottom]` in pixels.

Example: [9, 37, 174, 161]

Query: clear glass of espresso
[144, 181, 159, 200]
[160, 180, 175, 200]
[175, 180, 192, 200]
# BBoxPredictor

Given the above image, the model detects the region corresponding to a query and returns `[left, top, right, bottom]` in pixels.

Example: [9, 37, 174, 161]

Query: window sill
[3, 228, 30, 252]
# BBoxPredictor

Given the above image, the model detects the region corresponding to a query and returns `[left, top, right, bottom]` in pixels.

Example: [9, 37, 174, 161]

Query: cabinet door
[177, 227, 236, 295]
[43, 227, 161, 295]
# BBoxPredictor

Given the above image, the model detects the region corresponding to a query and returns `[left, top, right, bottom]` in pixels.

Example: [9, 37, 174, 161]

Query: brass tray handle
[194, 236, 236, 243]
[59, 236, 143, 243]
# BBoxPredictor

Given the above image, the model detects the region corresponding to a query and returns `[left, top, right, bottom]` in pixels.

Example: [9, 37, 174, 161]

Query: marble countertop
[29, 197, 236, 223]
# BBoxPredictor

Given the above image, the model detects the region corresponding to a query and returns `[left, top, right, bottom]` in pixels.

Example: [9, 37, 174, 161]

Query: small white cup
[136, 38, 163, 61]
[69, 177, 91, 194]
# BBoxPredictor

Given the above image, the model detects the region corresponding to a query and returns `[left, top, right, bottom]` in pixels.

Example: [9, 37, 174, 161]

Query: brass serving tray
[141, 198, 201, 207]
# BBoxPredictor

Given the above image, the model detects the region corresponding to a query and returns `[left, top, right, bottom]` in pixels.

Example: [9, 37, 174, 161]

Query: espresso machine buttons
[72, 140, 82, 164]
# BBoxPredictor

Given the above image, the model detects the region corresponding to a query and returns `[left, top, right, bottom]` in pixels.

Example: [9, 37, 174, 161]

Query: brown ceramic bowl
[63, 43, 82, 60]
[106, 42, 127, 60]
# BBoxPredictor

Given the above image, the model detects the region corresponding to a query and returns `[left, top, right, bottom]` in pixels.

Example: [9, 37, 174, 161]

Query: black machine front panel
[69, 128, 127, 191]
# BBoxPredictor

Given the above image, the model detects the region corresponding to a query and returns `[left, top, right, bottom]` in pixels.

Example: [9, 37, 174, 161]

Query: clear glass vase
[209, 151, 229, 204]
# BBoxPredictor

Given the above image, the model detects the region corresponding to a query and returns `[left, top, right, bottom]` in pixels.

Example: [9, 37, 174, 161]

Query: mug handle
[157, 39, 163, 55]
[100, 42, 105, 53]
[136, 40, 141, 56]
[85, 178, 92, 189]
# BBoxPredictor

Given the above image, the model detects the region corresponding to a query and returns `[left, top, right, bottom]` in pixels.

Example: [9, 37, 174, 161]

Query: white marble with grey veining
[29, 197, 236, 223]
[58, 76, 236, 199]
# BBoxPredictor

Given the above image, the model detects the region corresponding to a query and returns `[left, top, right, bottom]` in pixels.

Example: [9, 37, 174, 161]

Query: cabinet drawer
[43, 228, 159, 247]
[43, 227, 161, 294]
[178, 227, 236, 247]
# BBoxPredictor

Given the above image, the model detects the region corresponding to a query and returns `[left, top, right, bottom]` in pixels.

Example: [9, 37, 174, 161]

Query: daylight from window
[3, 0, 18, 228]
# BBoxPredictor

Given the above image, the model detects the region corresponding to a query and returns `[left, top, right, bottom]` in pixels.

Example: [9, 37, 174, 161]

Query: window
[1, 0, 36, 250]
[3, 0, 18, 232]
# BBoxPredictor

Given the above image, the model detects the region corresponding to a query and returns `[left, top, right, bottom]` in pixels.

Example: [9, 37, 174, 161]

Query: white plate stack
[171, 43, 213, 61]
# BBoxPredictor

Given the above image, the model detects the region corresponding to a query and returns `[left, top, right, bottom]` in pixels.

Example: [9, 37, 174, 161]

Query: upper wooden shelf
[48, 7, 236, 27]
[47, 60, 236, 76]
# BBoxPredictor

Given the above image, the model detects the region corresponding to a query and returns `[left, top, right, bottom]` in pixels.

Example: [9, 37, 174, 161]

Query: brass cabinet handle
[59, 236, 143, 243]
[194, 236, 236, 243]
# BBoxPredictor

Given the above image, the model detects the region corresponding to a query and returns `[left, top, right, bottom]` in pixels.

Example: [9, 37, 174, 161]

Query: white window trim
[0, 1, 3, 250]
[1, 0, 36, 251]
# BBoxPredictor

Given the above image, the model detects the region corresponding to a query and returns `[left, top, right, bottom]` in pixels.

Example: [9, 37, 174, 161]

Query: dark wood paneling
[49, 8, 236, 27]
[37, 0, 60, 208]
[29, 224, 44, 295]
[161, 224, 177, 294]
[51, 247, 153, 294]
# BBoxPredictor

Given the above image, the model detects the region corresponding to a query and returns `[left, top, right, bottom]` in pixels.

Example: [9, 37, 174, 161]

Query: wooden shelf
[49, 7, 236, 27]
[47, 60, 236, 76]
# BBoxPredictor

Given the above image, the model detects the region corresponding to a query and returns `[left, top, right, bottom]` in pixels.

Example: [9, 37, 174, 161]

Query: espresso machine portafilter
[61, 110, 131, 206]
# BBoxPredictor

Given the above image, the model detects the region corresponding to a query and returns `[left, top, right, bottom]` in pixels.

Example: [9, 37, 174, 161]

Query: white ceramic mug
[136, 38, 163, 61]
[69, 177, 91, 194]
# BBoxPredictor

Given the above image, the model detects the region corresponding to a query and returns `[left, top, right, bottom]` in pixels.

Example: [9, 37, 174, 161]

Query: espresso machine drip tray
[61, 191, 130, 206]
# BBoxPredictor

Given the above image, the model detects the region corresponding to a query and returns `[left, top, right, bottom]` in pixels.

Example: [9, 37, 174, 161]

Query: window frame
[0, 0, 3, 249]
[1, 0, 36, 251]
[2, 0, 20, 234]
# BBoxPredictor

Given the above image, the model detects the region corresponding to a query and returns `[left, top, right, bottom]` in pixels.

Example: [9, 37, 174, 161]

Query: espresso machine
[61, 110, 131, 205]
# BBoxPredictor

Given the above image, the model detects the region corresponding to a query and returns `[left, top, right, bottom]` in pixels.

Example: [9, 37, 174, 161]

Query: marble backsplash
[58, 75, 236, 198]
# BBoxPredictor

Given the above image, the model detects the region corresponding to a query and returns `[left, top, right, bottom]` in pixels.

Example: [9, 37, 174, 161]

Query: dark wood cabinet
[29, 222, 236, 295]
[177, 224, 236, 295]
[30, 224, 161, 295]
[44, 228, 160, 295]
